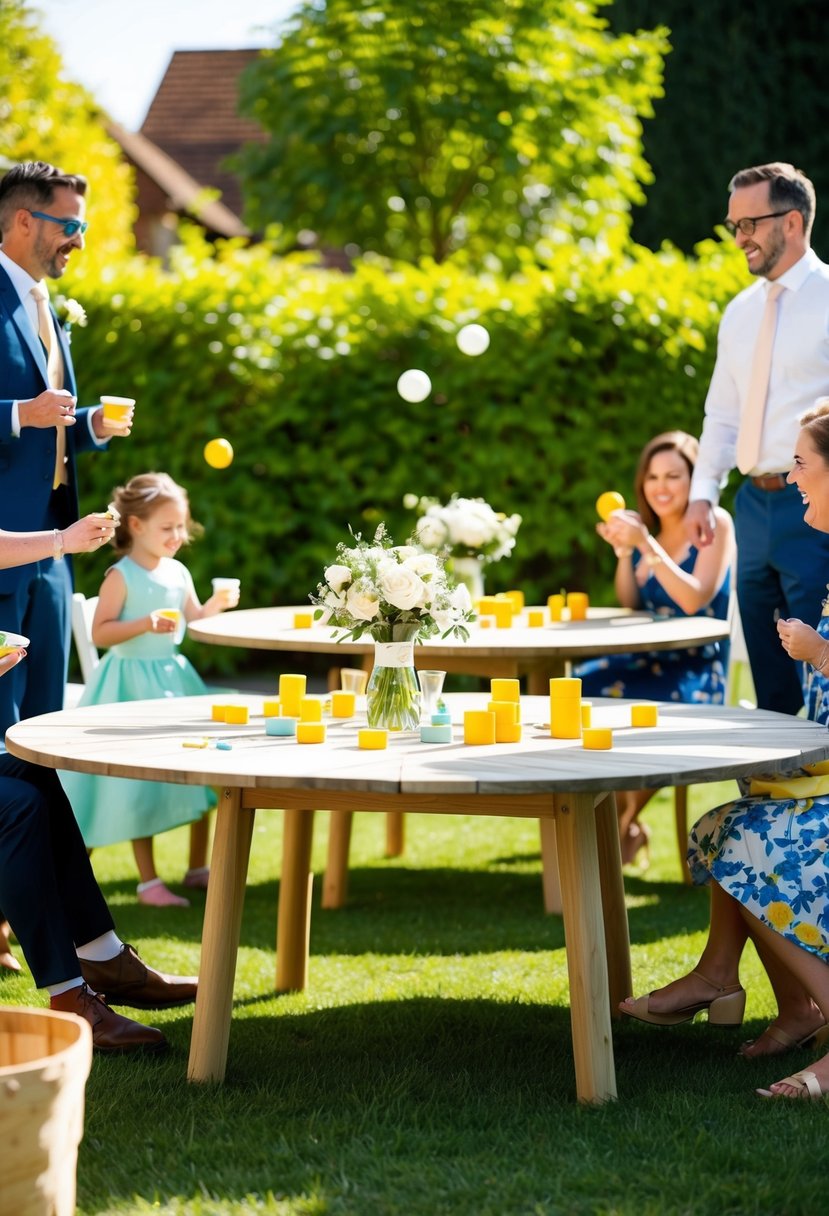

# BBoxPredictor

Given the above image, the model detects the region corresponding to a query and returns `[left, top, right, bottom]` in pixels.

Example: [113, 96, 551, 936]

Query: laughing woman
[620, 399, 829, 1100]
[575, 431, 734, 864]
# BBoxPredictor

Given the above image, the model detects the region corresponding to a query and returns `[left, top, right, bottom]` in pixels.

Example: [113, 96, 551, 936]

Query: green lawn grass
[5, 768, 826, 1215]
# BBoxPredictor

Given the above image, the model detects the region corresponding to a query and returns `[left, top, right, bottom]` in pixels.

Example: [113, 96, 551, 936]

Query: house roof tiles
[140, 49, 266, 219]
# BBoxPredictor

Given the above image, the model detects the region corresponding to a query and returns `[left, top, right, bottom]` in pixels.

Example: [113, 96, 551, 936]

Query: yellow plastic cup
[100, 395, 135, 428]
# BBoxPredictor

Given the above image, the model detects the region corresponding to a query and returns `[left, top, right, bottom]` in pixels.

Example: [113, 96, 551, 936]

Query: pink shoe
[137, 879, 190, 908]
[183, 866, 210, 890]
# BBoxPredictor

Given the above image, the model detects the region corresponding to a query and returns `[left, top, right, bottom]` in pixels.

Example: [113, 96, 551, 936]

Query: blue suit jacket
[0, 262, 102, 592]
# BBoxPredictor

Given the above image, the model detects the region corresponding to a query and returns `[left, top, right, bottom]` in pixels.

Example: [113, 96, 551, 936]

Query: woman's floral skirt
[689, 794, 829, 961]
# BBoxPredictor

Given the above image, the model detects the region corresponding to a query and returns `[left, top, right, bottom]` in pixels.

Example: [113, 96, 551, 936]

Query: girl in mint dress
[62, 472, 239, 907]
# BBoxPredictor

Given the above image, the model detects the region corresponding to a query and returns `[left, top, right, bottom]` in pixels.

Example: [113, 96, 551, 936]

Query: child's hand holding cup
[100, 395, 135, 436]
[211, 577, 241, 611]
[150, 609, 180, 635]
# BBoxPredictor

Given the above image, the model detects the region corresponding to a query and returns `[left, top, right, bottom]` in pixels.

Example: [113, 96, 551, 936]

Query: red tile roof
[108, 121, 248, 238]
[140, 49, 266, 220]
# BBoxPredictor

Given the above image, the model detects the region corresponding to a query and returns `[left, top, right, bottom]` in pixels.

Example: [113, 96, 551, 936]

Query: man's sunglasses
[26, 209, 88, 237]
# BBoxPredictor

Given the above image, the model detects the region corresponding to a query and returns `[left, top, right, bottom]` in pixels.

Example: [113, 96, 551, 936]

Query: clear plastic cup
[340, 668, 368, 695]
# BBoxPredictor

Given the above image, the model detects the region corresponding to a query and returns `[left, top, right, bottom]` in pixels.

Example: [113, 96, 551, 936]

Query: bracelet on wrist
[643, 550, 663, 568]
[52, 528, 64, 562]
[814, 643, 829, 673]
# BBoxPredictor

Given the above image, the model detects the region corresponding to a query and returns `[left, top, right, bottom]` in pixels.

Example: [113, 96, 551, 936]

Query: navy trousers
[0, 752, 113, 988]
[735, 479, 829, 714]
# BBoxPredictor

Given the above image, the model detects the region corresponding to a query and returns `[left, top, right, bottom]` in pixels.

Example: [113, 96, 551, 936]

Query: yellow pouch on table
[748, 759, 829, 800]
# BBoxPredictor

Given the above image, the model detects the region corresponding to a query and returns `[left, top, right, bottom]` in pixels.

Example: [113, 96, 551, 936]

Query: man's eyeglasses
[26, 210, 88, 237]
[723, 211, 792, 238]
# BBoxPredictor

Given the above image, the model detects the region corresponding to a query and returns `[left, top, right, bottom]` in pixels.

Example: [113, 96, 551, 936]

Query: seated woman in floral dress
[619, 400, 829, 1100]
[575, 431, 734, 863]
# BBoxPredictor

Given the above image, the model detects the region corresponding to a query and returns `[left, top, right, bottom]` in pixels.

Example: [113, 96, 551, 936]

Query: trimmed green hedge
[66, 231, 747, 631]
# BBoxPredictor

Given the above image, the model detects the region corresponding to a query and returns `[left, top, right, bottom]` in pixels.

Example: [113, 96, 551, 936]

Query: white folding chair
[724, 589, 755, 708]
[674, 585, 753, 879]
[64, 593, 99, 707]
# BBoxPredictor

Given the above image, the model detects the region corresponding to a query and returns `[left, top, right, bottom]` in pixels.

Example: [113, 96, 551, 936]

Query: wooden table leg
[674, 785, 692, 883]
[322, 810, 353, 908]
[526, 660, 566, 696]
[554, 791, 617, 1104]
[385, 810, 405, 857]
[594, 792, 632, 1015]
[276, 807, 315, 993]
[188, 787, 254, 1083]
[539, 817, 562, 914]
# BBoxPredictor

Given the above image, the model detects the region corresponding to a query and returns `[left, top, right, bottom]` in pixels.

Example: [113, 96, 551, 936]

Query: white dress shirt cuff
[689, 477, 722, 507]
[88, 407, 108, 447]
[10, 401, 21, 437]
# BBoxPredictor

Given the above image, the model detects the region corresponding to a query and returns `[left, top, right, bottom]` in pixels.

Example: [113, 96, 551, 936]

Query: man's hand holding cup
[93, 395, 135, 439]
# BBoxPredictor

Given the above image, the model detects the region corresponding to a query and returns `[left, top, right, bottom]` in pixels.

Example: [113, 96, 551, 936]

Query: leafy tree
[0, 0, 135, 275]
[236, 0, 668, 264]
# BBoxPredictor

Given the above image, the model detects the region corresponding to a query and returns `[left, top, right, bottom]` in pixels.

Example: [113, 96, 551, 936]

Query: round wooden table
[189, 605, 732, 885]
[188, 605, 730, 695]
[7, 692, 827, 1105]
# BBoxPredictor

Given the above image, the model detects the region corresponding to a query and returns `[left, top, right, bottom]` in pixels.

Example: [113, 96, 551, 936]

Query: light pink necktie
[30, 282, 67, 488]
[736, 282, 784, 475]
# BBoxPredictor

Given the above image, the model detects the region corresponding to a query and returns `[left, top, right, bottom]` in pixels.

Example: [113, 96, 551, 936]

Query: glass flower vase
[451, 555, 486, 602]
[366, 625, 421, 731]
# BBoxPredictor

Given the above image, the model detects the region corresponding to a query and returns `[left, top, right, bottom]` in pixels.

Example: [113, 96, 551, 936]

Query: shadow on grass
[96, 863, 711, 963]
[78, 995, 829, 1216]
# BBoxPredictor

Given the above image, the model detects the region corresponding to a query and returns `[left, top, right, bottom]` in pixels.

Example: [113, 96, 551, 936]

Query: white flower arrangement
[311, 524, 473, 643]
[53, 295, 87, 341]
[405, 494, 522, 564]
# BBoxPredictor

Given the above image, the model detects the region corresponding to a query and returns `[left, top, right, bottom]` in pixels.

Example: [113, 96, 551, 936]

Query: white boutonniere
[53, 295, 87, 342]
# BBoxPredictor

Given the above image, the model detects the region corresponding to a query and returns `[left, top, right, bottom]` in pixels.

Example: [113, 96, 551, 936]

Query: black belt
[750, 473, 788, 492]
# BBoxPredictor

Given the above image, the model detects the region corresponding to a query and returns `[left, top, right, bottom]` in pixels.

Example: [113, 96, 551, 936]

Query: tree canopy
[236, 0, 668, 265]
[0, 0, 135, 275]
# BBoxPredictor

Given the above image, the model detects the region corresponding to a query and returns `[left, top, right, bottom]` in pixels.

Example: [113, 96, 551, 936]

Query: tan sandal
[740, 1021, 829, 1058]
[619, 969, 746, 1027]
[757, 1068, 829, 1100]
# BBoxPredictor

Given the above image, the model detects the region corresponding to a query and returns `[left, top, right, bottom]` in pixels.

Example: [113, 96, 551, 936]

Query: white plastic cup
[212, 577, 240, 608]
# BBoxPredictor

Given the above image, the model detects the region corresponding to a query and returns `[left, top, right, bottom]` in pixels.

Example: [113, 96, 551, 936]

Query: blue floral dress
[688, 614, 829, 961]
[574, 550, 730, 703]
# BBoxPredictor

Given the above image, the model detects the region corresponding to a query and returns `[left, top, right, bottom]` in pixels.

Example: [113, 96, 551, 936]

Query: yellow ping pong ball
[596, 491, 625, 521]
[204, 438, 234, 469]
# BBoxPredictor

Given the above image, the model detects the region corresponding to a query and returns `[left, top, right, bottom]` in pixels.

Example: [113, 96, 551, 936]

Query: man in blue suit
[0, 160, 132, 735]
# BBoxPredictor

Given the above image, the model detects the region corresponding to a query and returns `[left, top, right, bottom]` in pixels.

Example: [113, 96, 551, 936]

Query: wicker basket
[0, 1005, 93, 1216]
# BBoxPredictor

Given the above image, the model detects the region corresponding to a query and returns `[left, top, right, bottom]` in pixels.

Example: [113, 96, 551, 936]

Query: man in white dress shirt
[685, 163, 829, 713]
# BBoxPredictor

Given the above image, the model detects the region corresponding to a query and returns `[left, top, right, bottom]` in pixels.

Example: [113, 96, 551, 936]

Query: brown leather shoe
[50, 983, 167, 1053]
[79, 943, 198, 1009]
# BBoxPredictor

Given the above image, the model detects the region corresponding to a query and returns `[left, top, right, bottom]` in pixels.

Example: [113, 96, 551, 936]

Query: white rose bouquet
[311, 525, 473, 731]
[405, 494, 521, 563]
[311, 524, 473, 644]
